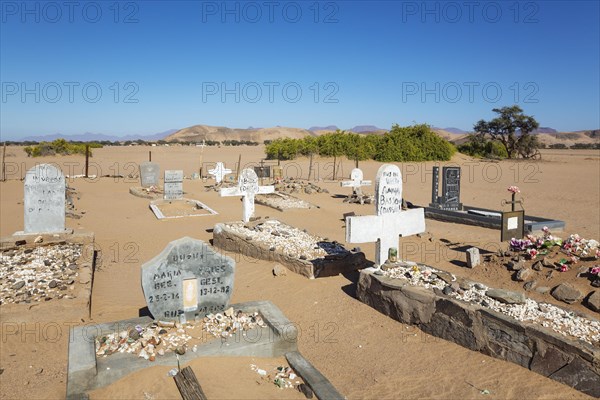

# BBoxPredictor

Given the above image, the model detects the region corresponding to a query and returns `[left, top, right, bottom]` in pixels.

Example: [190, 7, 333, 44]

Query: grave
[341, 168, 372, 196]
[356, 262, 600, 398]
[345, 164, 426, 265]
[130, 162, 163, 199]
[429, 166, 462, 211]
[0, 231, 96, 322]
[163, 170, 183, 200]
[214, 218, 368, 279]
[139, 162, 160, 187]
[255, 192, 317, 211]
[220, 168, 275, 222]
[424, 167, 565, 234]
[208, 162, 232, 184]
[66, 238, 343, 399]
[17, 164, 69, 235]
[150, 170, 218, 220]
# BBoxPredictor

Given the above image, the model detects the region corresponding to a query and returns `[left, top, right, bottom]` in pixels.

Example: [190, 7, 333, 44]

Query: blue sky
[1, 0, 599, 139]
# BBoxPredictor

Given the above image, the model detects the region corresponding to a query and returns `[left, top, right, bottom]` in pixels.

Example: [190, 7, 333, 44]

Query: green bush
[458, 135, 508, 159]
[265, 124, 455, 162]
[24, 139, 100, 157]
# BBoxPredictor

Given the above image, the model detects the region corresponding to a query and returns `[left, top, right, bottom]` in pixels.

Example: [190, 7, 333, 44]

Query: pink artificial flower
[591, 266, 600, 275]
[570, 256, 578, 264]
[542, 226, 549, 233]
[527, 248, 538, 259]
[507, 186, 520, 194]
[559, 264, 569, 272]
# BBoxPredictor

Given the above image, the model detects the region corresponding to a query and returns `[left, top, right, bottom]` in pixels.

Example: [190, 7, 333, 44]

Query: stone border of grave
[0, 231, 96, 321]
[213, 221, 369, 279]
[129, 186, 164, 200]
[66, 300, 344, 400]
[149, 198, 218, 220]
[357, 268, 600, 397]
[255, 192, 318, 211]
[424, 205, 566, 234]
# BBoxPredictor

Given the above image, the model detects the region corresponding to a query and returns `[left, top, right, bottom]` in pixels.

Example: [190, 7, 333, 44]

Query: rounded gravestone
[24, 163, 66, 233]
[141, 237, 235, 321]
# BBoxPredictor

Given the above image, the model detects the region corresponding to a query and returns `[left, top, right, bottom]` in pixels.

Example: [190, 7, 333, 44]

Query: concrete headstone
[141, 237, 235, 320]
[164, 170, 183, 200]
[346, 164, 426, 265]
[24, 163, 66, 234]
[140, 162, 160, 187]
[466, 247, 480, 268]
[220, 168, 275, 222]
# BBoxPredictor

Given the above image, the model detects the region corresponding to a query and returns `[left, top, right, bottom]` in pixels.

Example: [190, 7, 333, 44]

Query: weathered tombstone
[208, 162, 232, 184]
[141, 237, 235, 321]
[340, 168, 372, 195]
[466, 247, 480, 268]
[139, 162, 160, 187]
[220, 168, 275, 222]
[346, 164, 426, 265]
[164, 170, 184, 200]
[24, 163, 66, 234]
[430, 166, 462, 211]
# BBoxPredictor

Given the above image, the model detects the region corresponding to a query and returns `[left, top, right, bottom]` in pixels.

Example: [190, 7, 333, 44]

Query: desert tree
[473, 106, 540, 159]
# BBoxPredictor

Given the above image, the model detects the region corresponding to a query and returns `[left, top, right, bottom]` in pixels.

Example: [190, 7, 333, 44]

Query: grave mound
[213, 218, 368, 279]
[255, 192, 317, 211]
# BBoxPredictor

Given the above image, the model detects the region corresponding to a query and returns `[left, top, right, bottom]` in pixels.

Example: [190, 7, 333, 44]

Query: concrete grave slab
[149, 199, 218, 220]
[66, 301, 344, 399]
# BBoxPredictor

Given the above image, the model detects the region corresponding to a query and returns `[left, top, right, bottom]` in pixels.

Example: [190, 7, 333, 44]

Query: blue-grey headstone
[139, 162, 160, 187]
[141, 237, 235, 321]
[24, 164, 66, 233]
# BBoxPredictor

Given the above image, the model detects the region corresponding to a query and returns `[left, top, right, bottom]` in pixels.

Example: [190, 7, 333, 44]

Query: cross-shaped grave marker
[220, 168, 275, 222]
[208, 162, 232, 184]
[340, 168, 372, 195]
[345, 164, 426, 265]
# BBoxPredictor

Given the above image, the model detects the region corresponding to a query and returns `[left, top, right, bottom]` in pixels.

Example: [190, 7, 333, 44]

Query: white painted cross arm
[346, 208, 425, 265]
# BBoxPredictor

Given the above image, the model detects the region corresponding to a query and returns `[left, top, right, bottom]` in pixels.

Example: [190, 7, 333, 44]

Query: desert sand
[0, 145, 599, 399]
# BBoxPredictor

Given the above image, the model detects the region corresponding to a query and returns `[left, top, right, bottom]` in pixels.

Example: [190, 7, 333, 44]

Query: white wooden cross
[208, 162, 232, 184]
[220, 168, 274, 222]
[340, 168, 372, 195]
[345, 164, 425, 265]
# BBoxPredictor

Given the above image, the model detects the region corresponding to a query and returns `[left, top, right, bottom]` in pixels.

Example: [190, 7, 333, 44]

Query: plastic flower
[559, 264, 569, 272]
[569, 255, 578, 264]
[507, 186, 520, 194]
[527, 248, 538, 259]
[591, 266, 600, 275]
[542, 226, 549, 234]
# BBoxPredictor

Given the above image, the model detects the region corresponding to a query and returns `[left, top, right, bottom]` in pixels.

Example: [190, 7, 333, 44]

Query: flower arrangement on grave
[509, 227, 563, 253]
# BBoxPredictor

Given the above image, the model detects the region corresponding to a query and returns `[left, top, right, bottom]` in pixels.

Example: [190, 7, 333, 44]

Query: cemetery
[0, 145, 598, 399]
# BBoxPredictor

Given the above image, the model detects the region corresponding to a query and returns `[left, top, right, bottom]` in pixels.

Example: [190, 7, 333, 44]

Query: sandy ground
[0, 145, 599, 399]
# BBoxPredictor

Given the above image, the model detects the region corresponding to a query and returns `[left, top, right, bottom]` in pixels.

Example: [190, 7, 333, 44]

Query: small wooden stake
[1, 142, 6, 182]
[149, 151, 152, 162]
[84, 145, 90, 178]
[173, 366, 208, 400]
[308, 153, 314, 181]
[236, 154, 242, 180]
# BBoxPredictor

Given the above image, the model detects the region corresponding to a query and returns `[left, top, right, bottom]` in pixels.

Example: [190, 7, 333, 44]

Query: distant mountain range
[20, 129, 178, 142]
[11, 125, 599, 148]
